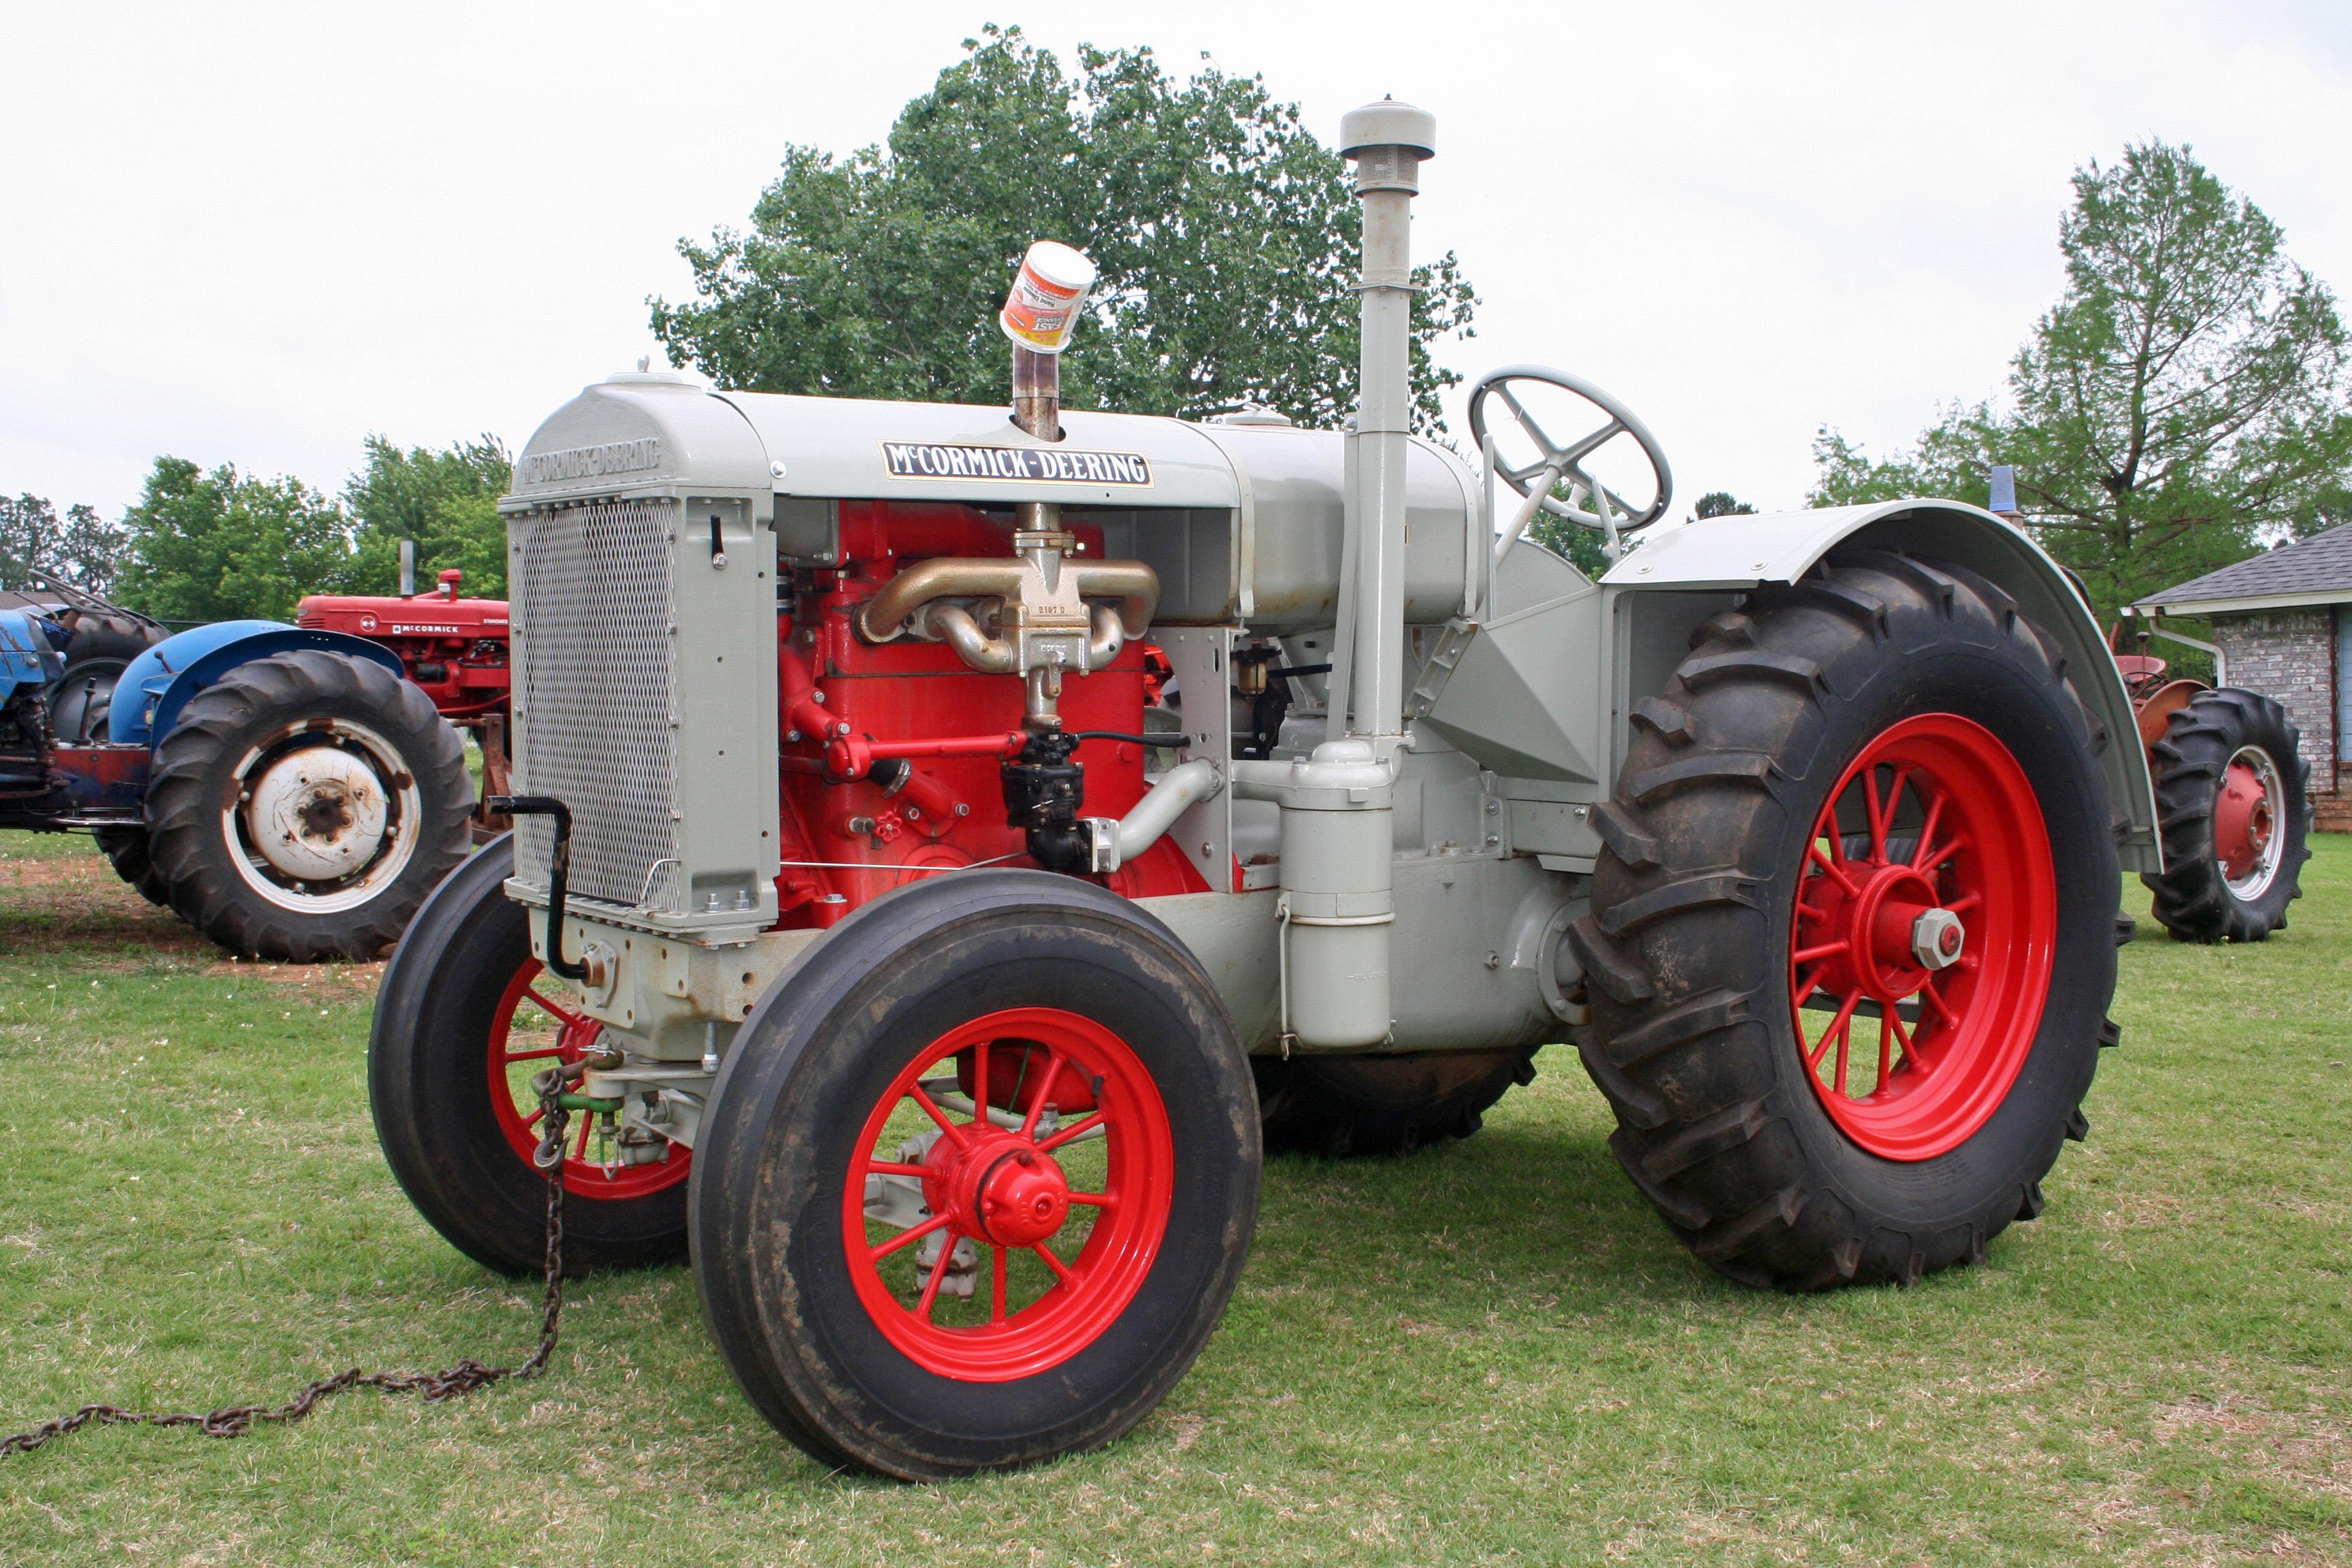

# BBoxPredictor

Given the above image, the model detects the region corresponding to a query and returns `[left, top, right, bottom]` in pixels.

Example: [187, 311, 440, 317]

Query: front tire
[2141, 687, 2310, 943]
[1569, 551, 2120, 1290]
[145, 649, 471, 961]
[693, 870, 1260, 1480]
[369, 836, 692, 1276]
[93, 826, 169, 907]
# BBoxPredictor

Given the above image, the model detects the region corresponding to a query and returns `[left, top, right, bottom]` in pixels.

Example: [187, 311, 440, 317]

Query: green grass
[2, 828, 2348, 1566]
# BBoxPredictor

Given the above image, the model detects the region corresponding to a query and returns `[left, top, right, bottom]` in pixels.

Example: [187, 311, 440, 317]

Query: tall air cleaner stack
[1245, 99, 1435, 1051]
[1333, 97, 1435, 745]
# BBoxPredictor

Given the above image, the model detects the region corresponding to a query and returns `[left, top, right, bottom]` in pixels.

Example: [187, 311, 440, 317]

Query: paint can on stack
[998, 241, 1097, 354]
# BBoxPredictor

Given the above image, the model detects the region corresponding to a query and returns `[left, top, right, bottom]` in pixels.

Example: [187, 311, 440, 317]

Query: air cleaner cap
[1339, 97, 1436, 161]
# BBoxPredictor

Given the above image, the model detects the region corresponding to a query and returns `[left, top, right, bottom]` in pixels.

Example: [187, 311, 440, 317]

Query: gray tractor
[371, 100, 2155, 1479]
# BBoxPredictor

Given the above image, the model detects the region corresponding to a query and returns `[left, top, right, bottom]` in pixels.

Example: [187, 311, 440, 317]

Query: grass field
[1, 828, 2347, 1566]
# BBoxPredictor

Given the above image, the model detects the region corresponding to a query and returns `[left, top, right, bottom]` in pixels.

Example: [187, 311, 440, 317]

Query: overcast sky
[5, 1, 2349, 521]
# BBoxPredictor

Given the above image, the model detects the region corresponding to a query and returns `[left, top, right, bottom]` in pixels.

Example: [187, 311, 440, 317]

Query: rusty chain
[1, 1071, 576, 1457]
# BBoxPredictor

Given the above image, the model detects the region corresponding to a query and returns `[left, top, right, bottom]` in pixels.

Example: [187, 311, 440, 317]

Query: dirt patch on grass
[201, 956, 387, 998]
[0, 852, 118, 890]
[0, 889, 212, 958]
[0, 845, 212, 958]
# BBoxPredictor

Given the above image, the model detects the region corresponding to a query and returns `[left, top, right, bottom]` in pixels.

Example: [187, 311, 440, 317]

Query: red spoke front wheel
[843, 1007, 1174, 1383]
[1788, 713, 2057, 1160]
[487, 958, 691, 1200]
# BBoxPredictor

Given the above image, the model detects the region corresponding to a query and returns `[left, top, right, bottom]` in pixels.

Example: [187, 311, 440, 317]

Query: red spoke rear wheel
[487, 958, 691, 1200]
[1788, 713, 2057, 1160]
[843, 1007, 1174, 1383]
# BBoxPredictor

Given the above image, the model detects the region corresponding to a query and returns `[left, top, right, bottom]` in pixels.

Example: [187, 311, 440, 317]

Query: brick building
[2137, 521, 2352, 832]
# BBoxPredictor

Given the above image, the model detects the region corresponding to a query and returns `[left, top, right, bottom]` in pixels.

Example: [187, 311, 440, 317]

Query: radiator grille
[510, 499, 679, 908]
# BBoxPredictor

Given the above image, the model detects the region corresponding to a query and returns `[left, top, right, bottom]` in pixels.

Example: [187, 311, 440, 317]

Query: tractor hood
[503, 372, 1487, 632]
[502, 371, 1239, 510]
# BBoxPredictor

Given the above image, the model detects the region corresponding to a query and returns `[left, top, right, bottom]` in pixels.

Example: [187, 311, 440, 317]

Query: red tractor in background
[296, 567, 517, 837]
[2110, 615, 2312, 943]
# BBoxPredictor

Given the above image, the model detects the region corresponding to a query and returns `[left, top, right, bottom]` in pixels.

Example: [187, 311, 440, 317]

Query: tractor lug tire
[1575, 551, 2119, 1292]
[2140, 687, 2310, 944]
[93, 826, 170, 907]
[1254, 1047, 1537, 1158]
[144, 649, 471, 962]
[51, 617, 164, 744]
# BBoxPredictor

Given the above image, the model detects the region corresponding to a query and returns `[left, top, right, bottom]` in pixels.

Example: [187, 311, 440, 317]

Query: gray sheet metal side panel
[716, 393, 1241, 510]
[1188, 423, 1475, 631]
[721, 393, 1480, 632]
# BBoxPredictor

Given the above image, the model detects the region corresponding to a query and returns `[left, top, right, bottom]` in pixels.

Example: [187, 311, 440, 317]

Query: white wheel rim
[2221, 745, 2286, 900]
[221, 718, 422, 914]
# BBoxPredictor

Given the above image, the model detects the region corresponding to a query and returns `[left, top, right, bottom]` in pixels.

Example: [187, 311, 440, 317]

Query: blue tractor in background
[0, 572, 472, 960]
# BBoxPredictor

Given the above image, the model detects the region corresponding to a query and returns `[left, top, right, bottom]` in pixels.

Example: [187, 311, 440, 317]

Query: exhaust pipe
[1245, 99, 1435, 1051]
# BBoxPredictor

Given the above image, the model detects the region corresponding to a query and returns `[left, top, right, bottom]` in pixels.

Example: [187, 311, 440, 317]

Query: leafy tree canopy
[0, 494, 126, 595]
[344, 435, 512, 598]
[1810, 141, 2352, 618]
[114, 459, 355, 623]
[652, 25, 1477, 433]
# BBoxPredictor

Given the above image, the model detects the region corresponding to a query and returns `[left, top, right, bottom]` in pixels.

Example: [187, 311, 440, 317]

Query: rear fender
[1601, 501, 2159, 872]
[107, 621, 408, 748]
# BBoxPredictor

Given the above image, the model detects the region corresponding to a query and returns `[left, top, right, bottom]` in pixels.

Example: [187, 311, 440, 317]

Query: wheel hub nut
[1911, 907, 1964, 970]
[974, 1148, 1070, 1247]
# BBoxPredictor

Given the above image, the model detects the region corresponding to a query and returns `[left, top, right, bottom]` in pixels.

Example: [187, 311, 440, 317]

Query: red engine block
[772, 501, 1206, 927]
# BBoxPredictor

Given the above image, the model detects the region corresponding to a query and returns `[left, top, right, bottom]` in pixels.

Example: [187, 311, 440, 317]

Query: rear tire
[52, 617, 163, 743]
[1569, 551, 2119, 1290]
[369, 836, 691, 1276]
[2140, 687, 2310, 943]
[145, 649, 471, 961]
[1255, 1048, 1537, 1156]
[693, 869, 1259, 1480]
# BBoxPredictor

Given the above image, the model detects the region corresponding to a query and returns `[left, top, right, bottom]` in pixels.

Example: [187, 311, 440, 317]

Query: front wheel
[369, 836, 692, 1276]
[692, 870, 1259, 1480]
[145, 649, 472, 961]
[2141, 687, 2311, 943]
[1570, 551, 2120, 1290]
[93, 826, 169, 907]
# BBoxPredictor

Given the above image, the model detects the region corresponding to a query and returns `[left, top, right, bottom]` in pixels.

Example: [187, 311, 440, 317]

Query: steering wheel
[1467, 364, 1673, 563]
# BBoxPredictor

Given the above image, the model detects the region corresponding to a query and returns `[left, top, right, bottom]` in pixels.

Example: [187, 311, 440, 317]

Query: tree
[1693, 491, 1757, 518]
[1808, 419, 1991, 509]
[1811, 141, 2352, 617]
[114, 458, 356, 623]
[652, 26, 1477, 434]
[344, 435, 512, 598]
[1, 493, 127, 594]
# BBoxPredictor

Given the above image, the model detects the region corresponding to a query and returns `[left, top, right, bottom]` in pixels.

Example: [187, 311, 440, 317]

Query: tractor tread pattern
[1573, 551, 2117, 1291]
[144, 649, 472, 962]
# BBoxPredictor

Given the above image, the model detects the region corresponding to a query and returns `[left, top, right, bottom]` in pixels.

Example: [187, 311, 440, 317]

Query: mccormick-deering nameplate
[881, 442, 1151, 485]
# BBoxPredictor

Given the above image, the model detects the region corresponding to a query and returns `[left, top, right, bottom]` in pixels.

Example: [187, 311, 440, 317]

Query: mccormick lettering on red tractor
[370, 98, 2189, 1482]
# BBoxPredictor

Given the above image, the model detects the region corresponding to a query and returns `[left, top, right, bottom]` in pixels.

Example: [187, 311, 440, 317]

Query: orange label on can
[998, 240, 1097, 353]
